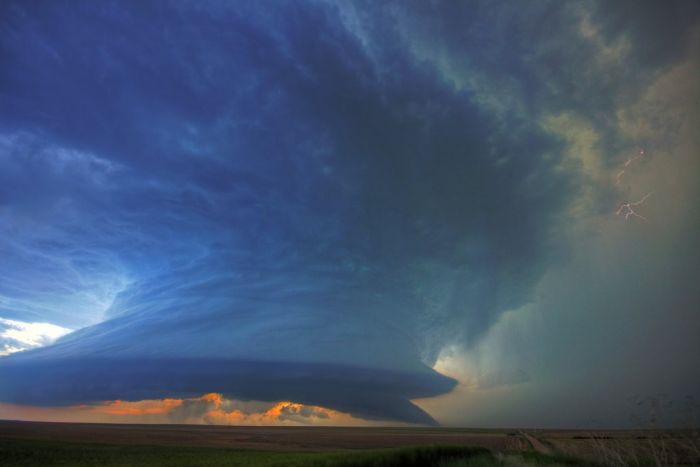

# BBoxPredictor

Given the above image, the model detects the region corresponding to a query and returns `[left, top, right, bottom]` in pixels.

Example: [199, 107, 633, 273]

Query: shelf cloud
[0, 0, 698, 426]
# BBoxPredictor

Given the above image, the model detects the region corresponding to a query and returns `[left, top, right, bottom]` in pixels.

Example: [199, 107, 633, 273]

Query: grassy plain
[1, 421, 697, 466]
[0, 438, 582, 467]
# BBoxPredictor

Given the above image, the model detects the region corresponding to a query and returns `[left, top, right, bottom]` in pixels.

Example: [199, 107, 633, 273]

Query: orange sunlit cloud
[203, 400, 348, 426]
[95, 398, 183, 416]
[200, 393, 224, 405]
[0, 393, 387, 427]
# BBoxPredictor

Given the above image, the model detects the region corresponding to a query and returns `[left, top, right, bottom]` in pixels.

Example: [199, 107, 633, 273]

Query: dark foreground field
[0, 420, 698, 466]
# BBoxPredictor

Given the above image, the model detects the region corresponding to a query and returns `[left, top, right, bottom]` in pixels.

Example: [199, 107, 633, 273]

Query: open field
[0, 420, 523, 451]
[0, 420, 698, 466]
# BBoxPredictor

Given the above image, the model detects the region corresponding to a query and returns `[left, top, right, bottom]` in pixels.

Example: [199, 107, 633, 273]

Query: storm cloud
[1, 0, 698, 426]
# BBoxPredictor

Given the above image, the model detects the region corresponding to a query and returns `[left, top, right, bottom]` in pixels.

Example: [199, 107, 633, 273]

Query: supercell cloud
[0, 0, 699, 426]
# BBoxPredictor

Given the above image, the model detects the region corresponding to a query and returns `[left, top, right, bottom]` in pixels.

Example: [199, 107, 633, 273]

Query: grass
[435, 451, 586, 467]
[0, 437, 589, 467]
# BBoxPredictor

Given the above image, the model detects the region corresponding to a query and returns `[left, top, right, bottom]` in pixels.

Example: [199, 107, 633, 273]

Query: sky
[0, 0, 699, 428]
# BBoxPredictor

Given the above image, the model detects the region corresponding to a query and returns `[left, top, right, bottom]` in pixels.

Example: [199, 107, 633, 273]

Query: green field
[0, 438, 586, 467]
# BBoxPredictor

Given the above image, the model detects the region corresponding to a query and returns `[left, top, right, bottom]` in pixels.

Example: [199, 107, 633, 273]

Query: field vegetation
[0, 438, 584, 467]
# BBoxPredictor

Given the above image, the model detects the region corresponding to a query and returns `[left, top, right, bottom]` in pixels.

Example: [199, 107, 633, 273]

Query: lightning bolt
[616, 192, 652, 222]
[615, 149, 645, 185]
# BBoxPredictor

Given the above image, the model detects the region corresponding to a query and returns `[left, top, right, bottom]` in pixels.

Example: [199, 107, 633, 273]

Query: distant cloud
[0, 318, 71, 356]
[0, 393, 385, 426]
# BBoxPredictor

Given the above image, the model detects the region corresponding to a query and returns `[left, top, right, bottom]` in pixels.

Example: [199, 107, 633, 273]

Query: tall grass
[581, 395, 700, 466]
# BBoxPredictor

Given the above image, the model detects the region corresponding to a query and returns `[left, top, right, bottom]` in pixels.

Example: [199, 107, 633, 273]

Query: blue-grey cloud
[0, 0, 698, 426]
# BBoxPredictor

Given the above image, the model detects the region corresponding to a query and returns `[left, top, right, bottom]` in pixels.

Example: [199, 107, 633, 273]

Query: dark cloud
[0, 356, 454, 425]
[592, 0, 700, 69]
[0, 0, 698, 426]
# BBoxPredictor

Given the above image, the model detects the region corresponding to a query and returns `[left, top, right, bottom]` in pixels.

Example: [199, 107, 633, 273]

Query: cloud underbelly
[0, 356, 455, 425]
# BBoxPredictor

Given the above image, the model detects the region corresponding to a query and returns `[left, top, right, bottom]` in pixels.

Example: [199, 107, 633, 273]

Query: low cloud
[0, 393, 384, 427]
